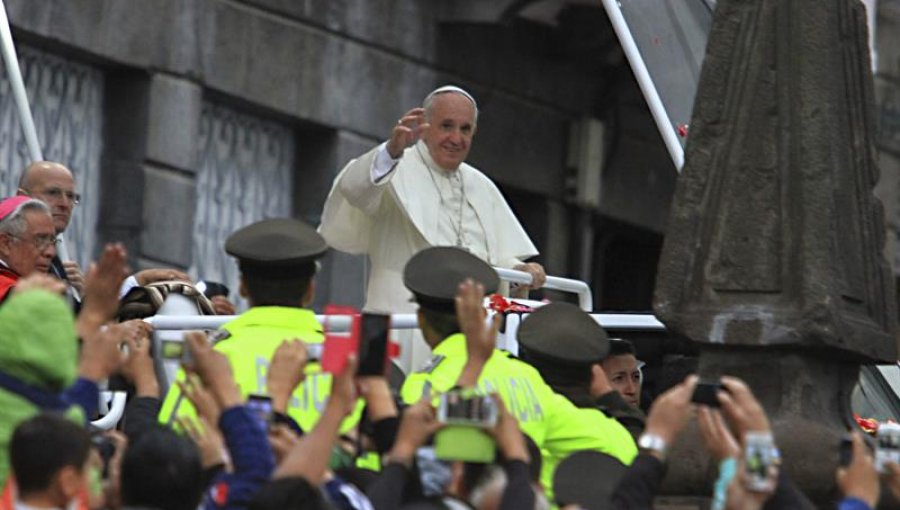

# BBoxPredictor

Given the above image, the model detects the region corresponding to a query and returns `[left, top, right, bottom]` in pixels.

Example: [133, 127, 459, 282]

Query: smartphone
[322, 305, 360, 374]
[437, 388, 498, 428]
[743, 432, 778, 492]
[839, 434, 853, 466]
[90, 432, 117, 478]
[691, 381, 723, 407]
[875, 422, 900, 473]
[357, 313, 390, 376]
[246, 394, 274, 427]
[159, 340, 183, 360]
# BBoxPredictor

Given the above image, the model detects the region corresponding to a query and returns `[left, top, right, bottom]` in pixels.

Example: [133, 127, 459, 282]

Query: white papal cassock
[319, 140, 538, 316]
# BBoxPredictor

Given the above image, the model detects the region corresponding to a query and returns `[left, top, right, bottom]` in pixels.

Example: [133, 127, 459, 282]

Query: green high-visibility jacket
[400, 333, 637, 497]
[159, 306, 362, 432]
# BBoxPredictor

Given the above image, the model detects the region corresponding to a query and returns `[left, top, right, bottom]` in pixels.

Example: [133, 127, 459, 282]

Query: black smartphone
[246, 394, 274, 426]
[691, 381, 723, 407]
[357, 313, 391, 376]
[839, 434, 854, 466]
[90, 432, 116, 478]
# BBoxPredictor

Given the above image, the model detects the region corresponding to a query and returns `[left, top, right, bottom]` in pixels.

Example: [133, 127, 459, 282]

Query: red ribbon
[487, 294, 534, 314]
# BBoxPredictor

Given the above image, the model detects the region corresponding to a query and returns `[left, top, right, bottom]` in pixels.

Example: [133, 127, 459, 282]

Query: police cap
[518, 302, 609, 366]
[403, 246, 499, 313]
[553, 451, 627, 509]
[225, 218, 327, 279]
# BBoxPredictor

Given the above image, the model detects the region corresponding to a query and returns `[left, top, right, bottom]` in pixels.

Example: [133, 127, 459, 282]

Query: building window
[189, 102, 294, 308]
[0, 45, 104, 267]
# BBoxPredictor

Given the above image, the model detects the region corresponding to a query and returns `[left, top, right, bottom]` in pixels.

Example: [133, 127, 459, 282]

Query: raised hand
[183, 331, 241, 409]
[390, 398, 443, 461]
[78, 243, 130, 334]
[62, 260, 85, 293]
[643, 374, 699, 453]
[119, 321, 158, 397]
[718, 376, 772, 439]
[836, 431, 879, 509]
[134, 268, 191, 286]
[455, 278, 500, 388]
[267, 339, 309, 413]
[386, 108, 429, 158]
[487, 395, 528, 462]
[697, 406, 740, 463]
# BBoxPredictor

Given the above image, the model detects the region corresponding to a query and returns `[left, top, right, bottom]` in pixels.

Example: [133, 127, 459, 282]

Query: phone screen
[357, 313, 390, 376]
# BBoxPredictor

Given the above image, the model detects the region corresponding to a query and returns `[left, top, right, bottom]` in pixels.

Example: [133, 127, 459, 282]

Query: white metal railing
[102, 269, 599, 428]
[145, 312, 664, 334]
[493, 267, 593, 311]
[92, 391, 127, 430]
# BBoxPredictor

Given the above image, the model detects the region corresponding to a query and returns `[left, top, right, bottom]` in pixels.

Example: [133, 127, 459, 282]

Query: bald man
[17, 161, 84, 293]
[17, 162, 197, 307]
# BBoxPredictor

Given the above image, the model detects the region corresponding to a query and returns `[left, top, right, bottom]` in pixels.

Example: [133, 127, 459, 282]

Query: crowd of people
[2, 85, 900, 510]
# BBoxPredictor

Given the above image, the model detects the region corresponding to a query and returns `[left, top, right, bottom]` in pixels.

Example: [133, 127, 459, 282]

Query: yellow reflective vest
[400, 333, 637, 496]
[158, 306, 362, 432]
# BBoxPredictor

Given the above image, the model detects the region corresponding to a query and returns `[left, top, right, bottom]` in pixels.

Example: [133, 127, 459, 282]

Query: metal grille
[189, 102, 294, 309]
[0, 45, 104, 267]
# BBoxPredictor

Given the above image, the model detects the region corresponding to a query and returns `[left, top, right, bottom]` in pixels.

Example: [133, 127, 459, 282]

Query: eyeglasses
[12, 234, 59, 251]
[29, 187, 81, 205]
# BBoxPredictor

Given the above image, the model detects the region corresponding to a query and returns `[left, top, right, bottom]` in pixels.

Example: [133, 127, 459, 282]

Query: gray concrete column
[98, 71, 202, 270]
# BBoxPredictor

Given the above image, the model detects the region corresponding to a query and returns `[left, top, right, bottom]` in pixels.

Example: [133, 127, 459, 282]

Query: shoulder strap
[0, 370, 68, 412]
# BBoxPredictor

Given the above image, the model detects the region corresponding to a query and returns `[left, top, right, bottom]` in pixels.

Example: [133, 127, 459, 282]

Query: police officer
[517, 302, 646, 440]
[159, 218, 360, 432]
[399, 247, 636, 496]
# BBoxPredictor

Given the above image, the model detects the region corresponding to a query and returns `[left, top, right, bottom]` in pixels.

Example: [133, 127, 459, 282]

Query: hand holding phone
[357, 313, 391, 376]
[691, 380, 724, 407]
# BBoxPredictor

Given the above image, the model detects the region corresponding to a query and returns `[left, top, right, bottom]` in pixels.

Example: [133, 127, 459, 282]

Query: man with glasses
[16, 161, 83, 294]
[0, 196, 57, 302]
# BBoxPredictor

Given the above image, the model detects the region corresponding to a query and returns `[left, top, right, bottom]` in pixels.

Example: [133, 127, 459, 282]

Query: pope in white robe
[319, 86, 545, 318]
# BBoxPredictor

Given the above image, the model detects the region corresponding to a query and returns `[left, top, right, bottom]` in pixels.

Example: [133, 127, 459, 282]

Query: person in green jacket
[517, 302, 646, 441]
[159, 218, 361, 433]
[398, 246, 636, 497]
[0, 289, 82, 486]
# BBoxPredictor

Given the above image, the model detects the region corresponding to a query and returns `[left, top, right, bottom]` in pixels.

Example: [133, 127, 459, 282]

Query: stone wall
[4, 0, 676, 310]
[876, 0, 900, 273]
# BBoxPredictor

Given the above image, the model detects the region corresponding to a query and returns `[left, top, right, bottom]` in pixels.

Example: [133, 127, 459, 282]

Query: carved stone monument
[654, 0, 898, 503]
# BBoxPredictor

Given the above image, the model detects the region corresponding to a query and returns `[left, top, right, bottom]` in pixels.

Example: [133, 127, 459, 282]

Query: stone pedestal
[661, 349, 858, 504]
[653, 0, 898, 504]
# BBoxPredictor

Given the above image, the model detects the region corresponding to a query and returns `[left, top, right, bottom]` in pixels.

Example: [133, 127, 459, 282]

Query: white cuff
[119, 275, 140, 298]
[371, 142, 400, 184]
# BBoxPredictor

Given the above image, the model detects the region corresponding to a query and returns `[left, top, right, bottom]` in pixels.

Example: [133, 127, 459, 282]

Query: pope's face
[422, 93, 477, 171]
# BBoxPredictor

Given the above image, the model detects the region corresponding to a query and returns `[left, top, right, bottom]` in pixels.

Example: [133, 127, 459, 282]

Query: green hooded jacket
[0, 289, 82, 486]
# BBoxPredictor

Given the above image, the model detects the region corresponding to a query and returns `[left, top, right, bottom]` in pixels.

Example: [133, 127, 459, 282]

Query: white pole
[600, 0, 685, 171]
[0, 0, 78, 286]
[0, 0, 42, 162]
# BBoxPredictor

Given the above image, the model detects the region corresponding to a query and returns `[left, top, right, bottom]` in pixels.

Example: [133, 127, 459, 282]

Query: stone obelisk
[654, 0, 897, 504]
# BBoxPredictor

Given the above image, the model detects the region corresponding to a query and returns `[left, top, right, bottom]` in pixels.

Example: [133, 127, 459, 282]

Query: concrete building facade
[2, 0, 897, 313]
[0, 0, 680, 312]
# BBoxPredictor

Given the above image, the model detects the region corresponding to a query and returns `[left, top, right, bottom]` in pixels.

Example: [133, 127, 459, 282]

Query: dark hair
[607, 338, 636, 358]
[10, 414, 91, 496]
[120, 426, 204, 510]
[242, 263, 315, 307]
[419, 308, 460, 339]
[249, 477, 326, 510]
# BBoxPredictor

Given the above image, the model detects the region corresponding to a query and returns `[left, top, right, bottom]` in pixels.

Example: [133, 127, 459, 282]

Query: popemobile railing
[91, 268, 663, 429]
